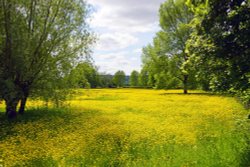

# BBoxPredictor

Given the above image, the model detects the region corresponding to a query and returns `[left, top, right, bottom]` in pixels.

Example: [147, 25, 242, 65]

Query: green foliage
[67, 61, 100, 88]
[138, 68, 149, 87]
[0, 0, 94, 117]
[187, 0, 250, 103]
[98, 74, 115, 88]
[113, 71, 126, 88]
[141, 0, 249, 97]
[155, 72, 168, 89]
[140, 0, 198, 92]
[130, 70, 139, 87]
[237, 89, 250, 108]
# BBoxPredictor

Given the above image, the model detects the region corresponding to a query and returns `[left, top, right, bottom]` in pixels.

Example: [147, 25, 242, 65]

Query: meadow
[0, 89, 249, 167]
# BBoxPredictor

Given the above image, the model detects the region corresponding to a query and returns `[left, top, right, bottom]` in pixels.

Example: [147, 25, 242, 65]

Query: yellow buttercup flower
[0, 89, 248, 166]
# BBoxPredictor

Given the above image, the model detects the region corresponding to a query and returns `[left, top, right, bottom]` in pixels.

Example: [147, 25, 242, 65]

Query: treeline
[139, 0, 250, 106]
[71, 65, 149, 88]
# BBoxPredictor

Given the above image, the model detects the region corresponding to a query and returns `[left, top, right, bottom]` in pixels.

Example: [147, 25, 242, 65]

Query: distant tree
[0, 0, 94, 118]
[113, 71, 126, 88]
[130, 70, 139, 86]
[68, 62, 100, 88]
[138, 68, 149, 87]
[140, 35, 185, 89]
[99, 73, 115, 88]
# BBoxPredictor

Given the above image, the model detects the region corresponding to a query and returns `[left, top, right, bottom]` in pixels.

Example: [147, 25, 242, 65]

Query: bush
[237, 89, 250, 108]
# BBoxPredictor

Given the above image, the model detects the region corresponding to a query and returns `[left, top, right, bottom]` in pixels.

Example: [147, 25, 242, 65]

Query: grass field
[0, 89, 249, 167]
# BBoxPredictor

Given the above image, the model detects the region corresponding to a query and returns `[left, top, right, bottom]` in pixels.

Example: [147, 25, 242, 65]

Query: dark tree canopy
[187, 0, 250, 104]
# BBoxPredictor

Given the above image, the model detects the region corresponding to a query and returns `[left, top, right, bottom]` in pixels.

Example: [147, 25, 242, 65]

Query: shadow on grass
[0, 107, 99, 122]
[160, 92, 211, 96]
[78, 96, 123, 101]
[241, 151, 250, 167]
[159, 92, 230, 97]
[14, 156, 58, 167]
[0, 107, 102, 166]
[0, 107, 100, 141]
[240, 141, 250, 167]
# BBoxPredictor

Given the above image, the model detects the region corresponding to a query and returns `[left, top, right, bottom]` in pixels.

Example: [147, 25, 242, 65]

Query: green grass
[0, 89, 249, 167]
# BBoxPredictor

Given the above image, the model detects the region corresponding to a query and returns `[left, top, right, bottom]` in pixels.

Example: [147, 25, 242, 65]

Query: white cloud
[87, 0, 165, 74]
[96, 32, 138, 51]
[88, 0, 164, 33]
[133, 48, 142, 54]
[94, 51, 141, 74]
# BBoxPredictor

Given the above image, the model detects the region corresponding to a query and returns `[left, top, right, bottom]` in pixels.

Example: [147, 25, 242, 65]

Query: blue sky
[88, 0, 165, 75]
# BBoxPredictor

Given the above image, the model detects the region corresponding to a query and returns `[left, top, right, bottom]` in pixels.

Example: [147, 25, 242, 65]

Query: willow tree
[159, 0, 194, 93]
[0, 0, 93, 118]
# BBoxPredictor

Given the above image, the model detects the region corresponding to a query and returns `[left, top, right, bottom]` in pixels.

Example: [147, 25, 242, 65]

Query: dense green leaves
[141, 0, 197, 92]
[113, 70, 126, 88]
[186, 0, 250, 104]
[0, 0, 94, 117]
[67, 62, 100, 89]
[141, 0, 249, 103]
[130, 70, 139, 87]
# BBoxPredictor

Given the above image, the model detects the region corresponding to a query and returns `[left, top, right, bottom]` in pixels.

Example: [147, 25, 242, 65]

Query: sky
[87, 0, 165, 75]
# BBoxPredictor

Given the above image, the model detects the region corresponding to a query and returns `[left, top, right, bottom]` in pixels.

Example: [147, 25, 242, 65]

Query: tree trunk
[18, 85, 30, 115]
[183, 75, 188, 94]
[5, 98, 19, 119]
[18, 95, 28, 115]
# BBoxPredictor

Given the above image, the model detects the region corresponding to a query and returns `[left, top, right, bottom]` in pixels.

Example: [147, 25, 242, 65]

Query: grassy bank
[0, 89, 249, 166]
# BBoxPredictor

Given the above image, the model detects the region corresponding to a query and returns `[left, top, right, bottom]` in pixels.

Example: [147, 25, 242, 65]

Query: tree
[140, 39, 173, 89]
[138, 68, 149, 87]
[130, 70, 139, 87]
[99, 73, 115, 88]
[0, 0, 93, 118]
[67, 61, 100, 88]
[113, 71, 126, 88]
[141, 0, 196, 92]
[187, 0, 250, 103]
[158, 0, 194, 93]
